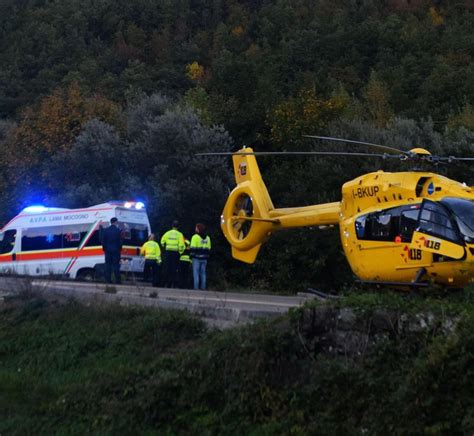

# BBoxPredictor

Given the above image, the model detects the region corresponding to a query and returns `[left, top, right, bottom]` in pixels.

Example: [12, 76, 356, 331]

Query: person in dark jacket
[102, 217, 123, 284]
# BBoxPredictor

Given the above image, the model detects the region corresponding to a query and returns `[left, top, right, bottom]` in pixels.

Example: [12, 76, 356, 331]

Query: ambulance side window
[0, 230, 16, 254]
[62, 224, 90, 248]
[22, 226, 63, 251]
[85, 224, 106, 247]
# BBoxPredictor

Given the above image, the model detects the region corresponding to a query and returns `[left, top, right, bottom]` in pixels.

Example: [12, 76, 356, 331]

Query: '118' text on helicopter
[206, 137, 474, 288]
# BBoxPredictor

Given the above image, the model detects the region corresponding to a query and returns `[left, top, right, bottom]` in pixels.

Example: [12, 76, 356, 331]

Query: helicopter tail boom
[221, 147, 341, 263]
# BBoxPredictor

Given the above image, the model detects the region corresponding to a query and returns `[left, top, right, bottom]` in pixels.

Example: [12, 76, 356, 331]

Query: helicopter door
[410, 199, 465, 260]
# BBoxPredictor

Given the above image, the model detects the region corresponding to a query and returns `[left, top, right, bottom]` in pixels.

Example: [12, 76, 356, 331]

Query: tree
[125, 93, 173, 139]
[0, 119, 16, 222]
[363, 71, 394, 128]
[448, 104, 474, 131]
[47, 119, 136, 207]
[266, 87, 346, 148]
[127, 96, 233, 233]
[12, 82, 121, 168]
[3, 82, 122, 213]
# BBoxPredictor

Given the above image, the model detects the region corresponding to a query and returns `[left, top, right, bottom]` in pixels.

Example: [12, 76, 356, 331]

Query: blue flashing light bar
[22, 205, 66, 214]
[22, 205, 49, 213]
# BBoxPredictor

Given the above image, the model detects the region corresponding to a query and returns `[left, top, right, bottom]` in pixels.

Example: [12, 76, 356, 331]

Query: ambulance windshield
[0, 229, 16, 254]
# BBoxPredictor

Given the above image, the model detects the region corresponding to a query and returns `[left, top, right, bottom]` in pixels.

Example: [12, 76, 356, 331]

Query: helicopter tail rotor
[221, 147, 277, 263]
[220, 147, 342, 263]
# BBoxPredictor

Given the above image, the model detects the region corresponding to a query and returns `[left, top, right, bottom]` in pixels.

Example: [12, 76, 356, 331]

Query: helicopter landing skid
[358, 267, 429, 288]
[356, 280, 429, 288]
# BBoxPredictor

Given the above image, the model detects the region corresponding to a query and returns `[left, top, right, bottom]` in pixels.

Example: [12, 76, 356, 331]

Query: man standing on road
[140, 233, 161, 287]
[160, 220, 185, 288]
[190, 223, 211, 290]
[179, 238, 192, 288]
[102, 217, 123, 284]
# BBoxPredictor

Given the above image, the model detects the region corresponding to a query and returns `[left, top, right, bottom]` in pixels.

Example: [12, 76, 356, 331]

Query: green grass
[1, 289, 473, 434]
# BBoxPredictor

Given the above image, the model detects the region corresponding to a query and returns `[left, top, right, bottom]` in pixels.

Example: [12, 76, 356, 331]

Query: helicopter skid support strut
[413, 267, 427, 284]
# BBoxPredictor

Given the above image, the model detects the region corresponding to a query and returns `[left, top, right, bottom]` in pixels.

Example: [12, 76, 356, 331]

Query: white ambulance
[0, 201, 151, 280]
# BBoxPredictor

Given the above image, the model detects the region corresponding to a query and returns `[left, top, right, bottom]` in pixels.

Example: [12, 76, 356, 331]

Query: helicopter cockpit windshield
[441, 197, 474, 243]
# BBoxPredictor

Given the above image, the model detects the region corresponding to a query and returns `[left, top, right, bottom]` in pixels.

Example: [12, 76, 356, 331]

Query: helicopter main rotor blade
[421, 156, 474, 163]
[304, 135, 406, 155]
[445, 157, 474, 162]
[196, 151, 401, 159]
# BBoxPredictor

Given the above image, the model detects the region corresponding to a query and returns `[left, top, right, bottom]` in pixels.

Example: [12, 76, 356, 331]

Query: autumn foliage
[267, 88, 346, 147]
[13, 82, 121, 162]
[0, 82, 121, 202]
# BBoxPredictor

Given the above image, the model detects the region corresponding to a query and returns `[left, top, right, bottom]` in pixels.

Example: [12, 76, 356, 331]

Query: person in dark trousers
[140, 233, 161, 287]
[102, 217, 123, 284]
[190, 223, 211, 290]
[160, 220, 185, 288]
[179, 238, 192, 289]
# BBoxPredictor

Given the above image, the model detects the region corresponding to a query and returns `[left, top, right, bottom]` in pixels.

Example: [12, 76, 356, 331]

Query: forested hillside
[0, 0, 473, 291]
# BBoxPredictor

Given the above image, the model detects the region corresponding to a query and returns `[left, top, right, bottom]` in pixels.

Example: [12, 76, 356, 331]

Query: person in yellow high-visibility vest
[160, 220, 185, 288]
[190, 223, 211, 290]
[140, 233, 161, 287]
[179, 238, 192, 288]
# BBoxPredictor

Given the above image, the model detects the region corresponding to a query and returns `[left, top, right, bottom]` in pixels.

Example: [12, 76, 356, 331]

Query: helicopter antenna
[303, 135, 407, 155]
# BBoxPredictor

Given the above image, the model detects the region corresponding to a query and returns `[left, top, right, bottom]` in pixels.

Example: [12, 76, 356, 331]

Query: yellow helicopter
[207, 137, 474, 288]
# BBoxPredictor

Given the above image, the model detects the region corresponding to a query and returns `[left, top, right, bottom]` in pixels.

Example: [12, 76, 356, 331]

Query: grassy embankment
[1, 287, 473, 434]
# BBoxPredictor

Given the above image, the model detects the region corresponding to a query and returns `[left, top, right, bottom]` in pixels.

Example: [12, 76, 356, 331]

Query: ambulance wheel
[76, 268, 96, 282]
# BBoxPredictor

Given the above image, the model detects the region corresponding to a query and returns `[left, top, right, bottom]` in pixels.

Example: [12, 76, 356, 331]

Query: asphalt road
[0, 277, 314, 327]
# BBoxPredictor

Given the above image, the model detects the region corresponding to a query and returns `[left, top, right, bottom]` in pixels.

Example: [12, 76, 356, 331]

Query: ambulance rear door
[114, 207, 150, 273]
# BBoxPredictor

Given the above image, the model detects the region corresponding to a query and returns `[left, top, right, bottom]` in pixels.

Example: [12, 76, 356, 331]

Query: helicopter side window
[355, 215, 367, 238]
[355, 212, 395, 241]
[370, 214, 393, 239]
[418, 201, 460, 243]
[440, 197, 474, 243]
[356, 205, 422, 242]
[400, 209, 420, 242]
